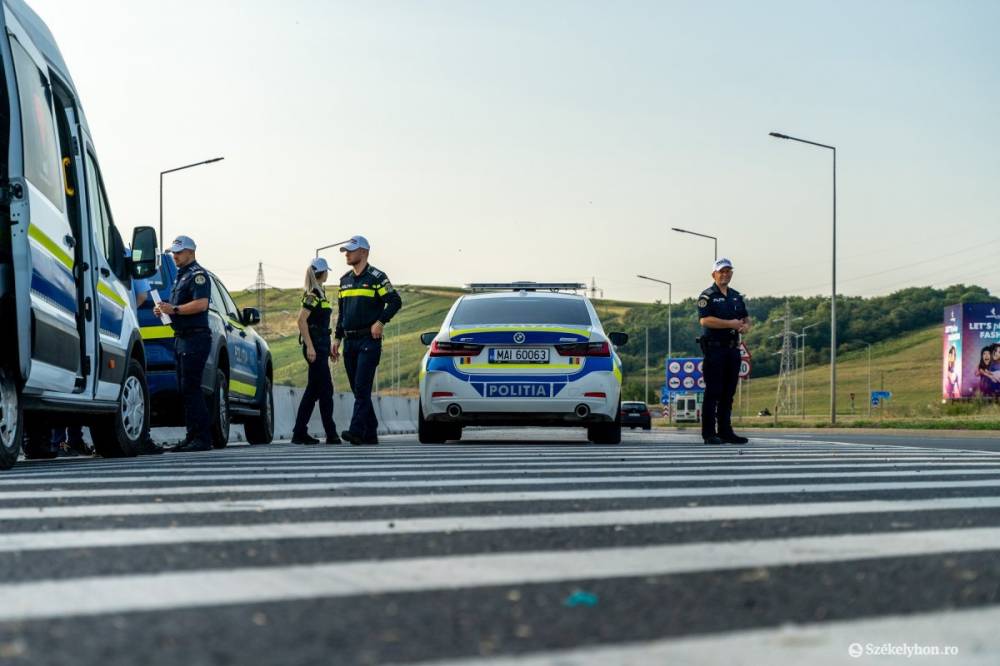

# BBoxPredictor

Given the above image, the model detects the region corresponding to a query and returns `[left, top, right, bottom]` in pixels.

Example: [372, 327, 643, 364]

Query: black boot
[291, 433, 320, 445]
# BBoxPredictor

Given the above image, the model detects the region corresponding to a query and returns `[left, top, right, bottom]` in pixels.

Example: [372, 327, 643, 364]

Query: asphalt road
[741, 429, 1000, 454]
[2, 429, 1000, 665]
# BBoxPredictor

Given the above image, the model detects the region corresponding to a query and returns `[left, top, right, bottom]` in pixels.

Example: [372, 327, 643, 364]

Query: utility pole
[589, 277, 604, 300]
[773, 302, 801, 417]
[644, 327, 649, 405]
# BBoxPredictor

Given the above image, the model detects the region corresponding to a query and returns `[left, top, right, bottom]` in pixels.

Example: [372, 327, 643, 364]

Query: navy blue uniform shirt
[169, 260, 211, 331]
[302, 288, 333, 338]
[335, 264, 403, 339]
[697, 283, 748, 341]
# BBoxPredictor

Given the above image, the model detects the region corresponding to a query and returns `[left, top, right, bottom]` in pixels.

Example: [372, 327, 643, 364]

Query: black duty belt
[343, 327, 374, 339]
[702, 337, 738, 349]
[173, 327, 210, 338]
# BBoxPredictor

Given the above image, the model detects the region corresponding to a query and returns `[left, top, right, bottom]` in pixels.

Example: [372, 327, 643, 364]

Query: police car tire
[91, 359, 147, 458]
[0, 369, 23, 470]
[244, 378, 274, 445]
[210, 369, 230, 449]
[417, 401, 446, 444]
[587, 402, 622, 445]
[443, 424, 462, 442]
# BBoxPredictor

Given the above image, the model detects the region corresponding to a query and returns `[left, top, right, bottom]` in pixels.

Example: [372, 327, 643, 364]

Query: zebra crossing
[1, 429, 999, 664]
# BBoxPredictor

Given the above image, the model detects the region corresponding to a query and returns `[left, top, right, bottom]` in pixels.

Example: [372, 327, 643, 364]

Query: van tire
[210, 369, 230, 449]
[92, 359, 148, 458]
[0, 370, 23, 470]
[244, 378, 274, 445]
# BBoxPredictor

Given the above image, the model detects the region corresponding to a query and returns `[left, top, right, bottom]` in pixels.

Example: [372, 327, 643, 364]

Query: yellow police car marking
[97, 281, 127, 309]
[28, 224, 73, 271]
[613, 364, 623, 384]
[229, 379, 256, 396]
[228, 318, 246, 331]
[340, 288, 376, 298]
[448, 326, 591, 338]
[140, 325, 174, 340]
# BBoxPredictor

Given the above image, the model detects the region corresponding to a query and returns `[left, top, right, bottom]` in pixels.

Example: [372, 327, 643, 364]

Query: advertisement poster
[943, 303, 1000, 400]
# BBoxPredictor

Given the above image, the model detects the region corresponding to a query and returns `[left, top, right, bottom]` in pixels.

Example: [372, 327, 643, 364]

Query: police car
[138, 254, 275, 446]
[417, 283, 628, 444]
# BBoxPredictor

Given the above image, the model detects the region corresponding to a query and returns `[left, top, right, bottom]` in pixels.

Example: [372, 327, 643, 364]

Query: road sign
[665, 356, 704, 394]
[739, 342, 751, 361]
[872, 391, 892, 400]
[739, 359, 751, 379]
[871, 396, 881, 407]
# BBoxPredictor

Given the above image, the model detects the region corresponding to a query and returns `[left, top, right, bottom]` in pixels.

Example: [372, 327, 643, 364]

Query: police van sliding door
[82, 148, 131, 401]
[6, 30, 80, 392]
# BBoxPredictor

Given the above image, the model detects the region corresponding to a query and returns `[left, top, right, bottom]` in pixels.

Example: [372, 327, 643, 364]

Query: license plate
[489, 348, 549, 364]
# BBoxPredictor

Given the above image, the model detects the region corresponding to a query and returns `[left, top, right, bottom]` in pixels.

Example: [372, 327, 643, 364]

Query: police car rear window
[451, 298, 591, 326]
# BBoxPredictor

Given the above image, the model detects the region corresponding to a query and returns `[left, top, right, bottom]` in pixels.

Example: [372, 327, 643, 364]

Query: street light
[637, 275, 673, 416]
[769, 131, 837, 424]
[671, 227, 717, 262]
[159, 157, 224, 242]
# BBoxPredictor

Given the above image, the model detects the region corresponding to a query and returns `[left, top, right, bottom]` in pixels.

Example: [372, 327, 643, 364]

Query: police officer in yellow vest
[292, 257, 340, 444]
[333, 236, 402, 445]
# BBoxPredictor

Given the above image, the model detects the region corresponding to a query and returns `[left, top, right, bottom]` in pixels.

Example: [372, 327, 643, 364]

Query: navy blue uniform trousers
[702, 346, 740, 439]
[294, 340, 337, 438]
[175, 331, 212, 444]
[343, 335, 382, 441]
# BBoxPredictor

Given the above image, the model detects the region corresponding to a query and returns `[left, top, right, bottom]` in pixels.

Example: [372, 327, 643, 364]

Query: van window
[216, 280, 242, 322]
[10, 39, 64, 211]
[83, 152, 114, 265]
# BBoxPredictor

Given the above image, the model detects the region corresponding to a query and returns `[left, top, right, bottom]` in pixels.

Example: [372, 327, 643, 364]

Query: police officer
[291, 257, 340, 445]
[154, 236, 213, 453]
[332, 235, 402, 446]
[697, 257, 751, 445]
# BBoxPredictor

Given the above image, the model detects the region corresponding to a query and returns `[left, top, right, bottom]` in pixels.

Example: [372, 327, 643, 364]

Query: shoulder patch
[697, 297, 709, 308]
[303, 294, 318, 307]
[194, 274, 207, 285]
[369, 267, 384, 278]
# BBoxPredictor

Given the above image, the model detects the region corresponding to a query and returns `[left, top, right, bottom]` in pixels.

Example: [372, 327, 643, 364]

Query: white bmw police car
[418, 283, 628, 444]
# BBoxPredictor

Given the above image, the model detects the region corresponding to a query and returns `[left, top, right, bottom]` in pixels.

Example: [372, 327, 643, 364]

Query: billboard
[943, 303, 1000, 400]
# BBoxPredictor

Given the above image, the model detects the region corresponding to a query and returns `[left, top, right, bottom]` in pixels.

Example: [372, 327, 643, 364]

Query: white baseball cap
[712, 257, 734, 272]
[340, 235, 370, 252]
[311, 257, 330, 273]
[168, 235, 197, 253]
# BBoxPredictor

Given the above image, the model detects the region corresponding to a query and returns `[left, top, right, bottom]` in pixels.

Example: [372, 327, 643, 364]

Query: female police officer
[291, 257, 340, 444]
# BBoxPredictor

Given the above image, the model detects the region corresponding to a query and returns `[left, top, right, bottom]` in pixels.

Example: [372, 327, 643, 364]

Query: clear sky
[25, 0, 1000, 303]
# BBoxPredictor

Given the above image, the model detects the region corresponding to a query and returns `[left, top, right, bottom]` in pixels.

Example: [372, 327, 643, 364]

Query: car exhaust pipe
[575, 404, 590, 419]
[447, 404, 462, 418]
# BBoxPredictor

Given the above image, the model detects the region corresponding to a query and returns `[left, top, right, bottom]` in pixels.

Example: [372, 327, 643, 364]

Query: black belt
[342, 328, 373, 339]
[702, 337, 737, 349]
[174, 327, 209, 338]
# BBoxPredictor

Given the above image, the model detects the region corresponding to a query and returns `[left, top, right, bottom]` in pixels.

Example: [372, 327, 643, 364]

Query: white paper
[150, 289, 172, 325]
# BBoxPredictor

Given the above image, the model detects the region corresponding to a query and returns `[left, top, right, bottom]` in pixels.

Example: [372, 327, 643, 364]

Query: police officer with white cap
[154, 235, 213, 452]
[697, 258, 751, 445]
[291, 256, 340, 444]
[333, 235, 402, 445]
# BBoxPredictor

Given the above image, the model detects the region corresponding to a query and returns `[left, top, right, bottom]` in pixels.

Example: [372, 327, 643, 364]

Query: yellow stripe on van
[97, 281, 127, 308]
[27, 225, 73, 270]
[229, 379, 257, 396]
[140, 325, 174, 340]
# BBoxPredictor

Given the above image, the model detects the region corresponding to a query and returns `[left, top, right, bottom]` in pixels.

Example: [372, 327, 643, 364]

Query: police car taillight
[555, 341, 610, 357]
[430, 340, 484, 357]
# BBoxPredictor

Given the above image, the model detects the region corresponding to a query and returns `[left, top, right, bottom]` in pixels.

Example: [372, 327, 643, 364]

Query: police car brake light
[555, 341, 610, 357]
[430, 340, 484, 357]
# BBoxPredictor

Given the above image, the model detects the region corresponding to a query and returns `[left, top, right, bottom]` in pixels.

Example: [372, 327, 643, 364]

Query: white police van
[0, 0, 159, 470]
[418, 283, 628, 444]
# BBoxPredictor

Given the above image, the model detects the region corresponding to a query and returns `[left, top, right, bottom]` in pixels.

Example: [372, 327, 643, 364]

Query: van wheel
[244, 378, 274, 445]
[92, 359, 147, 458]
[0, 370, 23, 470]
[417, 401, 445, 444]
[211, 370, 230, 449]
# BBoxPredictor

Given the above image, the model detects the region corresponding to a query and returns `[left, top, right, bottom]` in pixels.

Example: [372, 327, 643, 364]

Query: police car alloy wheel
[0, 370, 23, 470]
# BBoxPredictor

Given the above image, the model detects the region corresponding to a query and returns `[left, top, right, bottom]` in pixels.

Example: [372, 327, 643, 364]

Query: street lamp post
[671, 227, 718, 262]
[315, 240, 354, 258]
[159, 157, 224, 243]
[637, 275, 672, 420]
[769, 131, 837, 424]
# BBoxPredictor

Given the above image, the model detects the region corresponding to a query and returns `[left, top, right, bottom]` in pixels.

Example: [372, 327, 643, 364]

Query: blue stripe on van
[30, 245, 77, 315]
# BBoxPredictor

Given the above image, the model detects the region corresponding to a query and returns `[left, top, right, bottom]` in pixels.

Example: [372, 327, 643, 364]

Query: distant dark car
[138, 254, 275, 446]
[621, 401, 652, 430]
